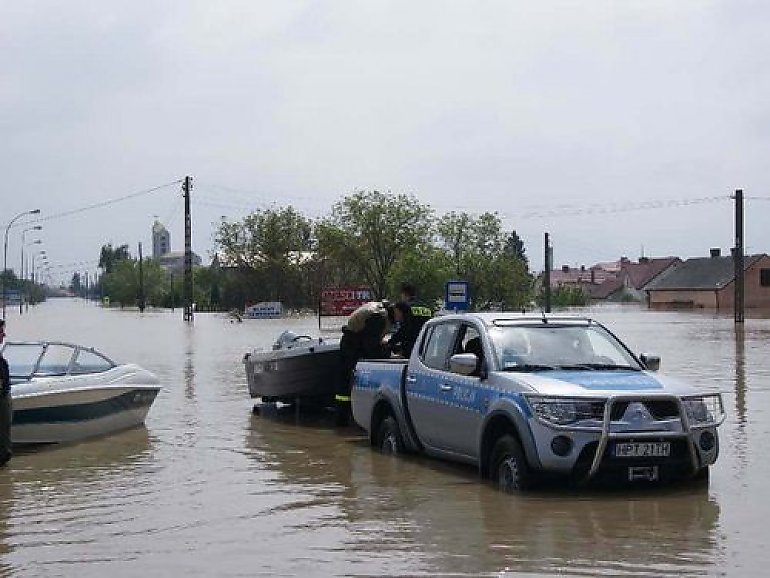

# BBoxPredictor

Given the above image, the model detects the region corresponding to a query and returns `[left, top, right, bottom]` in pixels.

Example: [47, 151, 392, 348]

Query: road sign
[445, 280, 469, 311]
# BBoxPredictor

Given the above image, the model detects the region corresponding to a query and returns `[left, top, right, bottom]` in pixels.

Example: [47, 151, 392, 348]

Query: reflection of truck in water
[245, 408, 721, 576]
[352, 313, 725, 491]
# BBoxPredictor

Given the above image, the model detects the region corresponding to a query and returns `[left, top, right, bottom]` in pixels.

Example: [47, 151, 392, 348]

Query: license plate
[614, 442, 670, 458]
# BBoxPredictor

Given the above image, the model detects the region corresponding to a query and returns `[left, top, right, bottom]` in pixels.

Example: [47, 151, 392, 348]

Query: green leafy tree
[435, 211, 532, 309]
[70, 272, 82, 294]
[388, 247, 452, 307]
[504, 230, 528, 268]
[215, 206, 314, 307]
[436, 212, 473, 276]
[98, 243, 131, 274]
[317, 191, 433, 298]
[103, 259, 138, 307]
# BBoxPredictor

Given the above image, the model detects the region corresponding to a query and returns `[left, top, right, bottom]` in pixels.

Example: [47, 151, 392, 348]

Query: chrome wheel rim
[498, 456, 520, 492]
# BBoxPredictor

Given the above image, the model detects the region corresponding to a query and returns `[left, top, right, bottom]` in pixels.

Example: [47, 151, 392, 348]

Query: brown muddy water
[0, 299, 768, 577]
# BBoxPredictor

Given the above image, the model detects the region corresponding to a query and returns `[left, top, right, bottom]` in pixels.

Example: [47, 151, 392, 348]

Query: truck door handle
[406, 376, 417, 384]
[440, 384, 453, 392]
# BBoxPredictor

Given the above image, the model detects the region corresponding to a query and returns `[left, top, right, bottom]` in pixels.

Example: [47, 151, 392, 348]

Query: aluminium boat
[243, 331, 340, 404]
[2, 341, 160, 444]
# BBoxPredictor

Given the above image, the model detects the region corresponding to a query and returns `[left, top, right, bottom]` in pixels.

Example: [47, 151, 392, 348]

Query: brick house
[592, 257, 680, 301]
[645, 252, 770, 310]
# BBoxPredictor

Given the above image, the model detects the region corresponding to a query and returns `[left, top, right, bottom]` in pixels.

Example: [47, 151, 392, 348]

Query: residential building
[158, 250, 202, 273]
[592, 257, 680, 301]
[645, 251, 770, 310]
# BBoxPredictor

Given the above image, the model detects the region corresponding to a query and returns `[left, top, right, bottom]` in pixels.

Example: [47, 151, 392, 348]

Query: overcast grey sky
[2, 0, 769, 285]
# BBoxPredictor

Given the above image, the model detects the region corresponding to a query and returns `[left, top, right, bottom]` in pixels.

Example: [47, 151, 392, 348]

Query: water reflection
[2, 429, 154, 573]
[733, 326, 749, 475]
[184, 326, 196, 401]
[0, 467, 12, 576]
[246, 409, 721, 576]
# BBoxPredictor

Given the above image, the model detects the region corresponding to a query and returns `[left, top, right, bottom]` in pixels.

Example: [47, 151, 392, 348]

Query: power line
[23, 179, 183, 226]
[515, 195, 731, 220]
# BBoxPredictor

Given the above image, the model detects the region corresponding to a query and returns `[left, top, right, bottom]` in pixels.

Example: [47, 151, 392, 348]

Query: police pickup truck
[351, 313, 725, 491]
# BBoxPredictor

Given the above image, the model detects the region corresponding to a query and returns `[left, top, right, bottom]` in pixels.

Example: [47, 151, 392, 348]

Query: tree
[317, 191, 433, 298]
[215, 206, 314, 307]
[70, 272, 82, 294]
[435, 211, 532, 309]
[436, 212, 473, 276]
[388, 247, 452, 307]
[504, 230, 528, 268]
[99, 244, 131, 274]
[103, 259, 138, 307]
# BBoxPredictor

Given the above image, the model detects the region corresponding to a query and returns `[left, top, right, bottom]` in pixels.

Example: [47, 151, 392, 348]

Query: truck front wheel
[376, 416, 405, 455]
[490, 435, 534, 493]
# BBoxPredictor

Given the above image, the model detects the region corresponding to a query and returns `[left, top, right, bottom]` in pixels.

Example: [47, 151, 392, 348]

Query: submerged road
[0, 299, 768, 576]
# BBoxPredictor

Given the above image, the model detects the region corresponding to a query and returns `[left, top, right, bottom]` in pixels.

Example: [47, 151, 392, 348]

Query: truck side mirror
[449, 353, 478, 376]
[640, 354, 660, 371]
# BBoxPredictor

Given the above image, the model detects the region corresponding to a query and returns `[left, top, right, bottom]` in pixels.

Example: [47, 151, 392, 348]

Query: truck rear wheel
[490, 434, 534, 493]
[376, 416, 404, 455]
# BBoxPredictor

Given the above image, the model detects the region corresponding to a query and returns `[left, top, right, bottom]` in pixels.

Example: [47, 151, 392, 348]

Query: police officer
[335, 301, 392, 426]
[0, 320, 12, 466]
[386, 283, 432, 358]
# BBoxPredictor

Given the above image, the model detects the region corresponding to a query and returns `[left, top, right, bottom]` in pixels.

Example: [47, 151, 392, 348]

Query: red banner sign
[320, 286, 373, 316]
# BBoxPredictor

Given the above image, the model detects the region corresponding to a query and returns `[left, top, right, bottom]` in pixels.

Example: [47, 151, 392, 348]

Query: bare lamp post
[3, 208, 41, 319]
[20, 226, 42, 314]
[31, 251, 46, 289]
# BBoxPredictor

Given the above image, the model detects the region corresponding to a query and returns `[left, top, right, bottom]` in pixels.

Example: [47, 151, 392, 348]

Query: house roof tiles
[645, 254, 766, 291]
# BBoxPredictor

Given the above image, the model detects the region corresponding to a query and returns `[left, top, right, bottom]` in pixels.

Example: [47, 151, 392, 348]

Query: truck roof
[434, 312, 594, 327]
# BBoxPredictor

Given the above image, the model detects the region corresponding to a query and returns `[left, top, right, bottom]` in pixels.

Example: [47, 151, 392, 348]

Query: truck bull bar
[584, 393, 723, 481]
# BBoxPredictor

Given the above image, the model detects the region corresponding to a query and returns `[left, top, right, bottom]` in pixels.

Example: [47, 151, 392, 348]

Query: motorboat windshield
[487, 322, 642, 371]
[1, 342, 116, 380]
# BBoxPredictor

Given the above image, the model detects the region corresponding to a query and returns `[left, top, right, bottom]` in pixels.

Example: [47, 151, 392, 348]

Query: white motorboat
[244, 331, 340, 404]
[2, 341, 161, 445]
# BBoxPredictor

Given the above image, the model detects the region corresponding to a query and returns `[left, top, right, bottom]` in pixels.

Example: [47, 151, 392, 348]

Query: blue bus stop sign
[445, 280, 470, 311]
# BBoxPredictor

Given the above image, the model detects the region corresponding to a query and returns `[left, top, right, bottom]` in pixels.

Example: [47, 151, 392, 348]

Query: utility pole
[170, 272, 175, 311]
[544, 232, 552, 313]
[138, 242, 146, 313]
[734, 189, 744, 324]
[183, 176, 194, 322]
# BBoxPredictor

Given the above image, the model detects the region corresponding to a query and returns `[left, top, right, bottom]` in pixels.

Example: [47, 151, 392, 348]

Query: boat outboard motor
[272, 330, 313, 351]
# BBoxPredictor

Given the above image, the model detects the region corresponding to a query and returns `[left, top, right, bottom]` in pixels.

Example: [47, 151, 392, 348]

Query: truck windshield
[487, 324, 641, 371]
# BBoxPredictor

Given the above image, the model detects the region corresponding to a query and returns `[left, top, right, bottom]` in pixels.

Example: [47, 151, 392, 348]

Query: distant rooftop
[646, 254, 766, 291]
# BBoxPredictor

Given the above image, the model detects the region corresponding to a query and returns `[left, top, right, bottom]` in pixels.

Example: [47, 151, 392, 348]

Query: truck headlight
[682, 394, 725, 427]
[527, 397, 605, 427]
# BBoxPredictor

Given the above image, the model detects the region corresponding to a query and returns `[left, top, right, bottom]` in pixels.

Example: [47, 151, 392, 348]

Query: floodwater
[1, 299, 769, 577]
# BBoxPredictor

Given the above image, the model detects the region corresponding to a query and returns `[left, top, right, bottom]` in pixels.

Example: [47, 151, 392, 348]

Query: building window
[761, 268, 770, 287]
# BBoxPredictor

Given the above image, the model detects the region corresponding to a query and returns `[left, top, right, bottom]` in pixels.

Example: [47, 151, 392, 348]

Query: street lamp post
[20, 226, 43, 314]
[31, 251, 46, 290]
[3, 208, 41, 319]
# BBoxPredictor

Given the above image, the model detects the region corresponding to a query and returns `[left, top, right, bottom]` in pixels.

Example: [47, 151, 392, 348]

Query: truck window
[458, 326, 482, 355]
[421, 323, 458, 371]
[457, 325, 484, 377]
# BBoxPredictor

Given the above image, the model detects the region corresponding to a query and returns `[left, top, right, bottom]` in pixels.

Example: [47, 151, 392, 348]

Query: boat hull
[11, 385, 159, 445]
[245, 339, 340, 402]
[10, 364, 161, 445]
